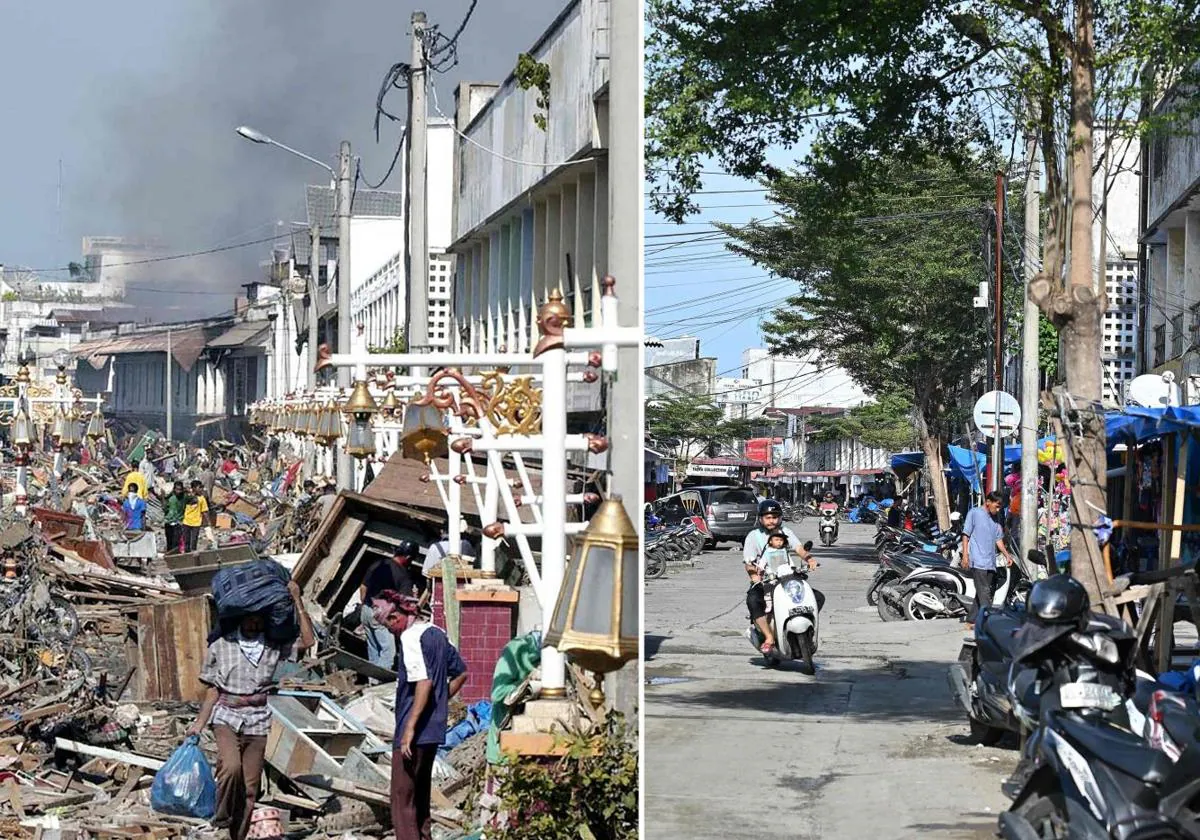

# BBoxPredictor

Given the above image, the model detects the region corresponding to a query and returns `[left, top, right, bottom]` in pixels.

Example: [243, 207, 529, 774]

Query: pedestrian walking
[187, 580, 314, 840]
[182, 480, 210, 553]
[373, 591, 467, 840]
[164, 481, 187, 554]
[960, 491, 1015, 624]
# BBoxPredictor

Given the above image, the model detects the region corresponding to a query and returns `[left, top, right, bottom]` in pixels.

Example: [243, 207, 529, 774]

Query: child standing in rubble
[188, 580, 315, 840]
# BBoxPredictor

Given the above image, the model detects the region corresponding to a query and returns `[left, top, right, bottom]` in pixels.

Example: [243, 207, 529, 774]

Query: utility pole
[990, 171, 1005, 493]
[309, 224, 321, 388]
[605, 0, 642, 716]
[1020, 134, 1041, 564]
[406, 11, 430, 376]
[336, 141, 354, 490]
[166, 328, 173, 441]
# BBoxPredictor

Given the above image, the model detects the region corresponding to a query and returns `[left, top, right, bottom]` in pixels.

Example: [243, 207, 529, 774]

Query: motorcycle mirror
[803, 540, 814, 551]
[1027, 549, 1047, 567]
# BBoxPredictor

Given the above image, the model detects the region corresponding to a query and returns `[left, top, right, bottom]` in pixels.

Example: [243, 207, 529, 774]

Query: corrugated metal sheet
[72, 326, 214, 372]
[207, 321, 270, 349]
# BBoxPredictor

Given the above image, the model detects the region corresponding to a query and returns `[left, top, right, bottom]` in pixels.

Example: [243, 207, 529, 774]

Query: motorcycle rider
[744, 500, 819, 655]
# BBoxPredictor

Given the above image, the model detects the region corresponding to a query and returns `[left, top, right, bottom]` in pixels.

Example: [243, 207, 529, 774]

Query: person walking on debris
[359, 541, 427, 670]
[182, 480, 210, 553]
[164, 481, 187, 554]
[374, 591, 467, 840]
[188, 579, 315, 840]
[121, 483, 147, 532]
[960, 491, 1015, 624]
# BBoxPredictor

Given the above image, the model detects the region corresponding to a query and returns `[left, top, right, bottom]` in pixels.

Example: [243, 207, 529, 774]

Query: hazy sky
[0, 0, 563, 316]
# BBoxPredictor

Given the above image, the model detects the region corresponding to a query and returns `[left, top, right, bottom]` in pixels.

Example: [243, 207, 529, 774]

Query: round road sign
[973, 390, 1021, 439]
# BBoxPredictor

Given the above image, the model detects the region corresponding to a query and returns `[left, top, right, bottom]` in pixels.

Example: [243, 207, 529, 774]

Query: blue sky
[643, 149, 803, 375]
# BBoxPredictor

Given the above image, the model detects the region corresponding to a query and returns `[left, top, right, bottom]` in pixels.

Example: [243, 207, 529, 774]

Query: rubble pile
[0, 431, 606, 838]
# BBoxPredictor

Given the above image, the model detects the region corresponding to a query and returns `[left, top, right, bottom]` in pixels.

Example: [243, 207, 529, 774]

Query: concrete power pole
[336, 141, 354, 490]
[1020, 134, 1041, 563]
[309, 224, 320, 386]
[406, 11, 430, 375]
[166, 328, 173, 441]
[606, 0, 642, 716]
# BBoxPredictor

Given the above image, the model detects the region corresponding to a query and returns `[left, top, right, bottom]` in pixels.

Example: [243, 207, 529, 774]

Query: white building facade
[449, 0, 612, 360]
[1095, 134, 1142, 408]
[741, 348, 867, 412]
[1141, 92, 1200, 399]
[349, 120, 456, 350]
[714, 376, 764, 421]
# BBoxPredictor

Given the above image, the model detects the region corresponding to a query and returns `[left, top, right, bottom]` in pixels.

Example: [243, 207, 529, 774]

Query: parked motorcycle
[866, 546, 950, 607]
[878, 540, 1029, 622]
[746, 549, 821, 674]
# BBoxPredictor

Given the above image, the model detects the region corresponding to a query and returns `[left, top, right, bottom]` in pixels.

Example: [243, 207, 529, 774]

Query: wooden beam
[53, 739, 165, 771]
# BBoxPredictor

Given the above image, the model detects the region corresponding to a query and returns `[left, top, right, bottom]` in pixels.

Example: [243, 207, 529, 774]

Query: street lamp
[237, 123, 354, 489]
[544, 496, 640, 708]
[235, 126, 334, 176]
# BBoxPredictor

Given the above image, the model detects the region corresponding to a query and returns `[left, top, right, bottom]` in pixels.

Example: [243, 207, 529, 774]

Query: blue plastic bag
[150, 735, 217, 819]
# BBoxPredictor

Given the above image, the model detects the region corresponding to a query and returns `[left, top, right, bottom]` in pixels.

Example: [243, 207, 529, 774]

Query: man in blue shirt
[121, 483, 147, 531]
[378, 591, 467, 840]
[960, 491, 1015, 622]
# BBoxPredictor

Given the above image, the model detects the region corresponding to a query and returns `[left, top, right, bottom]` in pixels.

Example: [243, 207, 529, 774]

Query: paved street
[644, 520, 1018, 839]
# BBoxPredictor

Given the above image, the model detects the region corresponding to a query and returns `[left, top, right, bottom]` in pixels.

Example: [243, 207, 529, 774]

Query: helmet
[824, 492, 834, 501]
[765, 528, 789, 546]
[757, 499, 783, 518]
[394, 540, 421, 559]
[1027, 575, 1089, 625]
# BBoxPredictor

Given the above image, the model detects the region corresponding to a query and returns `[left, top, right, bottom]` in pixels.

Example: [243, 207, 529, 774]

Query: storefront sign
[687, 463, 739, 478]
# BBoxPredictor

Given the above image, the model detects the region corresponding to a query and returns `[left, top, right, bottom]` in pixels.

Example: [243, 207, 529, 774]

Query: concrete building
[449, 0, 612, 362]
[78, 237, 168, 300]
[350, 120, 456, 350]
[741, 348, 867, 412]
[646, 336, 701, 368]
[1141, 91, 1200, 400]
[1095, 133, 1142, 407]
[70, 285, 304, 440]
[714, 376, 764, 421]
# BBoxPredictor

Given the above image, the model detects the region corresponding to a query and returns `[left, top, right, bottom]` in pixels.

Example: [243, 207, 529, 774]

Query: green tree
[368, 327, 407, 354]
[646, 0, 1200, 606]
[809, 393, 917, 454]
[717, 153, 991, 528]
[646, 392, 757, 480]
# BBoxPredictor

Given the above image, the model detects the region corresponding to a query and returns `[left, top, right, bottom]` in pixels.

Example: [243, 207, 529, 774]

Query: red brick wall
[429, 580, 518, 703]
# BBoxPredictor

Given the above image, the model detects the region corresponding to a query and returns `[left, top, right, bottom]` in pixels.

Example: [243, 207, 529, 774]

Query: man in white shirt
[421, 528, 475, 577]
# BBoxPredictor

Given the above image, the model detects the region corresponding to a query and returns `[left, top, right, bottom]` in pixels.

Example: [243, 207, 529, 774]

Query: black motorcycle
[991, 574, 1200, 838]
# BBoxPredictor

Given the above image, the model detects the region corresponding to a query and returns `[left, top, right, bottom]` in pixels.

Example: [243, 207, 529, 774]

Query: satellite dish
[1127, 372, 1181, 408]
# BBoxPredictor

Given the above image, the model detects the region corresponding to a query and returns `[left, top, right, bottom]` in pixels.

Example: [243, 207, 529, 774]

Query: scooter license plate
[1059, 682, 1121, 711]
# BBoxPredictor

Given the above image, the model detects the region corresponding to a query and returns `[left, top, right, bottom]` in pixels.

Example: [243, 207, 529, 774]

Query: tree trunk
[1030, 0, 1111, 612]
[914, 412, 951, 531]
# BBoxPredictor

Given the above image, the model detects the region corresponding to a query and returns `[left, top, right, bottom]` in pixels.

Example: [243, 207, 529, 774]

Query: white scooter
[818, 502, 839, 546]
[746, 555, 821, 674]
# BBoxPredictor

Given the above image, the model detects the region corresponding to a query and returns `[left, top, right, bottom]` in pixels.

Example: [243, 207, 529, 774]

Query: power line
[25, 234, 290, 275]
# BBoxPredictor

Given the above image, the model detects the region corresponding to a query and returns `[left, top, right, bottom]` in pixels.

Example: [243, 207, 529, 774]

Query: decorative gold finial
[533, 288, 572, 358]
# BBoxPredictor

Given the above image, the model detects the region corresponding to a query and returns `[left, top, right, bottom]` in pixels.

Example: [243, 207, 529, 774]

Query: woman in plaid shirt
[188, 580, 315, 840]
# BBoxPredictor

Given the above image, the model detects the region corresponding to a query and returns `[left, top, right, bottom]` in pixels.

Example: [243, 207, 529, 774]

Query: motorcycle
[866, 546, 951, 607]
[818, 502, 840, 546]
[746, 550, 820, 674]
[877, 546, 1030, 622]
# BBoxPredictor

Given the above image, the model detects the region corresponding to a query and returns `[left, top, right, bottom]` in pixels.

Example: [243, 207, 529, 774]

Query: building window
[1155, 324, 1167, 367]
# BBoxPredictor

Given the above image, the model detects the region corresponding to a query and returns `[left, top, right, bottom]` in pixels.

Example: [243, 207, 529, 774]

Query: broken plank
[53, 739, 165, 771]
[291, 774, 390, 806]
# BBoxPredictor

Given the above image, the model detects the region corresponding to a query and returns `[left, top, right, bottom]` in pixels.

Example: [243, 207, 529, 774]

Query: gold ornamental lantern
[315, 400, 341, 446]
[85, 405, 105, 441]
[343, 380, 377, 459]
[11, 407, 32, 448]
[51, 408, 66, 443]
[400, 400, 448, 463]
[59, 406, 82, 448]
[544, 496, 639, 704]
